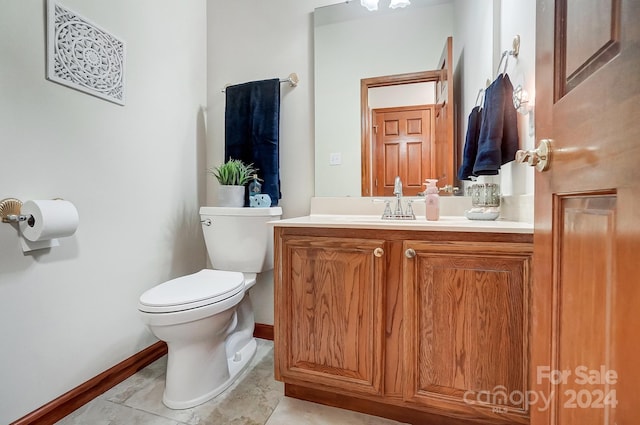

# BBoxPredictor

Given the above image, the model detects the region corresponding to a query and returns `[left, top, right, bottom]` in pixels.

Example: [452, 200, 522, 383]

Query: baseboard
[12, 325, 271, 424]
[253, 323, 274, 340]
[10, 341, 167, 425]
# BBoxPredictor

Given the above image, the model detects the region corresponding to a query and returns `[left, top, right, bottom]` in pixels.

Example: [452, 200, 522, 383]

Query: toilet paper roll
[19, 200, 79, 242]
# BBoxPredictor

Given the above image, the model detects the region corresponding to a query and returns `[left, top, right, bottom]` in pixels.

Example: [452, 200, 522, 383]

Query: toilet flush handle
[201, 218, 212, 226]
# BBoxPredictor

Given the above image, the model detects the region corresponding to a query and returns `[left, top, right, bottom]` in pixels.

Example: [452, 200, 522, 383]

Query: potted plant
[208, 158, 256, 207]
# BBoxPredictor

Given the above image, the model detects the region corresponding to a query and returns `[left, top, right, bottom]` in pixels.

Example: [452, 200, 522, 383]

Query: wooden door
[403, 240, 532, 424]
[434, 37, 454, 189]
[533, 1, 640, 424]
[373, 106, 434, 196]
[274, 233, 385, 395]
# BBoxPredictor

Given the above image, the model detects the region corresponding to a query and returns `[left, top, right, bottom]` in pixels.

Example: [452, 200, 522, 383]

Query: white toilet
[138, 206, 282, 409]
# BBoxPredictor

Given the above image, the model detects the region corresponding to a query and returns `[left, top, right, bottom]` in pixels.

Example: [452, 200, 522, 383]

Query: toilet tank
[199, 206, 282, 273]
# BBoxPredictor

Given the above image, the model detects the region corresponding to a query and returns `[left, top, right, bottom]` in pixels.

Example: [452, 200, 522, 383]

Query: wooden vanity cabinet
[402, 240, 531, 420]
[274, 227, 532, 425]
[274, 233, 386, 394]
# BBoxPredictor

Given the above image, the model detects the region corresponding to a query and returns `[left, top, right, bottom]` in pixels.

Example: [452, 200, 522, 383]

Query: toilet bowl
[138, 206, 281, 409]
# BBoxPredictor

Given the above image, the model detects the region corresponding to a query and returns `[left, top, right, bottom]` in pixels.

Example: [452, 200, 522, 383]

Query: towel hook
[496, 35, 521, 77]
[502, 52, 510, 76]
[474, 88, 484, 107]
[511, 34, 521, 57]
[285, 73, 299, 87]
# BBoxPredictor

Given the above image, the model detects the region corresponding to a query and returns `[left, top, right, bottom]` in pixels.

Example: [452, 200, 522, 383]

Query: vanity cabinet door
[402, 241, 532, 421]
[275, 234, 386, 395]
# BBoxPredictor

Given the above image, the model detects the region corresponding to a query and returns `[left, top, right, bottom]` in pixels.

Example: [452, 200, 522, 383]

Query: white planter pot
[217, 185, 245, 207]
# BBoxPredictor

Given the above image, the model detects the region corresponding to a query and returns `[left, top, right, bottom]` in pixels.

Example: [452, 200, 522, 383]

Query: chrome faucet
[393, 176, 404, 216]
[376, 176, 418, 220]
[393, 176, 403, 196]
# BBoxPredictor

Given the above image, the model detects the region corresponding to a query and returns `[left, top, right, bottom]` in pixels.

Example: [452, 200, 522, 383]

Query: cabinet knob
[405, 248, 416, 259]
[374, 247, 384, 257]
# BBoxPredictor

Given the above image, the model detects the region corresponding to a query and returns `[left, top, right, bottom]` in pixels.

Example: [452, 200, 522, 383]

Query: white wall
[207, 0, 334, 325]
[369, 83, 436, 109]
[0, 1, 207, 422]
[207, 0, 327, 219]
[499, 0, 536, 196]
[453, 0, 536, 197]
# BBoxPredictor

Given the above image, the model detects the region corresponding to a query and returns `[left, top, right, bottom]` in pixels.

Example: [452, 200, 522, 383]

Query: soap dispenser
[248, 174, 265, 207]
[424, 179, 440, 221]
[248, 174, 262, 197]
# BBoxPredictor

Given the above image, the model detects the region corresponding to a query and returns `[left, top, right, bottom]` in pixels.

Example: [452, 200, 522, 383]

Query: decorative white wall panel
[46, 1, 126, 105]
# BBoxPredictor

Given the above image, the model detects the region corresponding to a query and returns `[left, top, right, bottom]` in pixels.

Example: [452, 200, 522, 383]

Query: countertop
[273, 214, 533, 234]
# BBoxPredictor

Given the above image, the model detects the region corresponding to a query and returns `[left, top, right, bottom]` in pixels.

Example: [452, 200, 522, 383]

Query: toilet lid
[138, 269, 244, 313]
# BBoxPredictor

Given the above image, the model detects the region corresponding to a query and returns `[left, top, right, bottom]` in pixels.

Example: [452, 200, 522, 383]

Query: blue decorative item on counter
[250, 194, 272, 208]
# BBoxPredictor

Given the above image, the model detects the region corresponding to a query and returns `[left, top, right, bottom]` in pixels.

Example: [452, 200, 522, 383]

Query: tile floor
[56, 339, 407, 425]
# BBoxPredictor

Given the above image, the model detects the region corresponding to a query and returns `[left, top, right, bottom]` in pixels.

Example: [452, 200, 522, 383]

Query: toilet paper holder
[2, 197, 79, 253]
[0, 198, 28, 223]
[0, 197, 64, 224]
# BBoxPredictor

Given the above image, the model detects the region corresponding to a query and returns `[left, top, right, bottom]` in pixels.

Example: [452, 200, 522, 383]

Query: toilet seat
[139, 270, 244, 314]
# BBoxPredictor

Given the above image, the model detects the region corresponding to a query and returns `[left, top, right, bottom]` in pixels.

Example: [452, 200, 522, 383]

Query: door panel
[373, 106, 433, 196]
[552, 195, 616, 424]
[534, 0, 640, 424]
[384, 142, 400, 186]
[406, 142, 424, 186]
[557, 0, 621, 96]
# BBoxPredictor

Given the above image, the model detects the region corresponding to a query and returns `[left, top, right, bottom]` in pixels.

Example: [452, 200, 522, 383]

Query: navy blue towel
[225, 79, 281, 206]
[457, 106, 483, 180]
[472, 74, 519, 175]
[501, 75, 519, 165]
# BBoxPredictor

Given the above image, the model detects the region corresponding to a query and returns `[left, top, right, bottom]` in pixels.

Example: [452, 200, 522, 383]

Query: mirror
[314, 0, 455, 197]
[360, 42, 454, 197]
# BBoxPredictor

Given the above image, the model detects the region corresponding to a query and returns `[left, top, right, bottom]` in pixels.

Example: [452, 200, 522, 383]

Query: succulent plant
[208, 158, 257, 186]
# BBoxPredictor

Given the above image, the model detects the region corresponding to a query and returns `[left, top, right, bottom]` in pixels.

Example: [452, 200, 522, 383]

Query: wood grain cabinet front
[402, 241, 531, 421]
[274, 227, 532, 425]
[274, 234, 386, 395]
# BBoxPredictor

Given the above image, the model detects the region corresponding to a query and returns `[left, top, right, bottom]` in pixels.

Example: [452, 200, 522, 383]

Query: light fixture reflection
[361, 0, 379, 11]
[389, 0, 411, 8]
